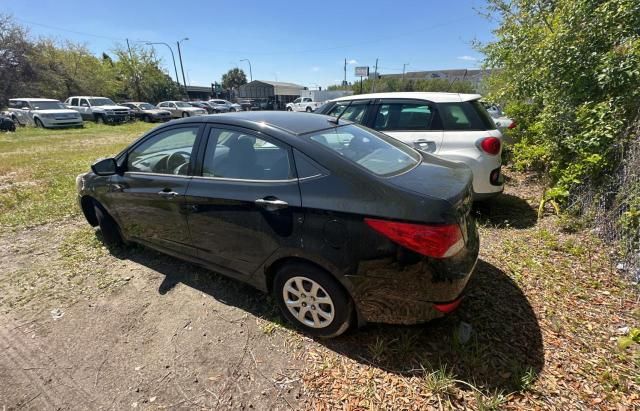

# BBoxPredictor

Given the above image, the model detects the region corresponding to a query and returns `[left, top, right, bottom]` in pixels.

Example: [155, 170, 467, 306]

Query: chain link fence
[569, 121, 640, 283]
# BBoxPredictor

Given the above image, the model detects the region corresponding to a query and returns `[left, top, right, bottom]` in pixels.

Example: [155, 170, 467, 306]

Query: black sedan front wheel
[94, 203, 123, 247]
[274, 262, 352, 338]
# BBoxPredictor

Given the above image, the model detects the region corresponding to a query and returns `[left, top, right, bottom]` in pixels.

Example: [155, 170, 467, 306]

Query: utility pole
[372, 58, 379, 93]
[126, 38, 142, 101]
[343, 58, 347, 87]
[176, 38, 189, 99]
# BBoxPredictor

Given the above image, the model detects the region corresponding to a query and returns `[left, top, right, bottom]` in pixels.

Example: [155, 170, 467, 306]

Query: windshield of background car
[306, 124, 420, 176]
[176, 102, 192, 108]
[139, 103, 156, 110]
[31, 101, 66, 110]
[438, 100, 496, 131]
[88, 98, 116, 106]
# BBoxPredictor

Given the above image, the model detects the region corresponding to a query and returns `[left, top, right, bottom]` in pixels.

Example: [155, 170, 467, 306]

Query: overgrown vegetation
[481, 0, 640, 277]
[0, 14, 182, 106]
[328, 77, 476, 94]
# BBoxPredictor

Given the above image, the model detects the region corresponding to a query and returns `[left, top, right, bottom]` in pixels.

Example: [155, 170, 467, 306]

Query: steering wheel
[167, 151, 191, 174]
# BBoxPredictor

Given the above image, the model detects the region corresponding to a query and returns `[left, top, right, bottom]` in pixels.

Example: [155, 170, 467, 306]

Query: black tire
[95, 115, 105, 124]
[34, 118, 45, 128]
[286, 107, 292, 111]
[94, 203, 123, 247]
[305, 107, 312, 113]
[273, 262, 353, 338]
[182, 112, 189, 118]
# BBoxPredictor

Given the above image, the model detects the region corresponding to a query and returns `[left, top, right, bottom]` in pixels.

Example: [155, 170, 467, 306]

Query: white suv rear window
[438, 101, 496, 131]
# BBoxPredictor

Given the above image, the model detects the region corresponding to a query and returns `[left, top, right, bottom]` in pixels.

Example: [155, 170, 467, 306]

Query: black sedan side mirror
[92, 158, 118, 176]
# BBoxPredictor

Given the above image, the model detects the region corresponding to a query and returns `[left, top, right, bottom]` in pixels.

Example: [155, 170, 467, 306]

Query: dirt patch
[0, 221, 305, 409]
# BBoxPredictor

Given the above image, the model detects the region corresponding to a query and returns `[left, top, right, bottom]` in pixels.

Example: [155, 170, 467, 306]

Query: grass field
[0, 122, 156, 228]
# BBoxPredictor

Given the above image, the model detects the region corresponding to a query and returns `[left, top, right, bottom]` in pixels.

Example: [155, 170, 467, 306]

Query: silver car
[208, 99, 241, 112]
[157, 101, 207, 118]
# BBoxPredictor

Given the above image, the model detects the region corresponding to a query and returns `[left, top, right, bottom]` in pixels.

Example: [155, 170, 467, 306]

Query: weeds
[421, 364, 456, 396]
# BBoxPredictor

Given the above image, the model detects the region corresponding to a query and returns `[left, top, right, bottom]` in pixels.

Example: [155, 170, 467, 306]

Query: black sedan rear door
[185, 125, 303, 278]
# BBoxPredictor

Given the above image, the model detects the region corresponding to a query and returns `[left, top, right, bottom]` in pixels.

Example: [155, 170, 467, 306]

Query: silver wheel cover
[282, 276, 335, 329]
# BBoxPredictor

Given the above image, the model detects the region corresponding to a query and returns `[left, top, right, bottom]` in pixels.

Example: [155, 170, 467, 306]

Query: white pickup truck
[286, 97, 323, 112]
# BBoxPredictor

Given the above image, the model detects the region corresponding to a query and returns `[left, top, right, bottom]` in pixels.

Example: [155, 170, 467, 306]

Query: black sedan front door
[185, 126, 302, 277]
[106, 124, 203, 256]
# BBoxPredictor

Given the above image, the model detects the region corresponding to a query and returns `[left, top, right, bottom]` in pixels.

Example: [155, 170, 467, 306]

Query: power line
[13, 17, 148, 43]
[14, 16, 466, 57]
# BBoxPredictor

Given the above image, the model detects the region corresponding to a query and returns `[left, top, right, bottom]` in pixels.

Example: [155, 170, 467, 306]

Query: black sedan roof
[175, 111, 350, 136]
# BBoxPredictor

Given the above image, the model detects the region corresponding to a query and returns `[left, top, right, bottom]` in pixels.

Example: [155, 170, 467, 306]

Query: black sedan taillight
[364, 218, 465, 258]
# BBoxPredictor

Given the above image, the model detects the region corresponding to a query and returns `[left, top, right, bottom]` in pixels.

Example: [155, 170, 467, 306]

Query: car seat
[215, 136, 258, 179]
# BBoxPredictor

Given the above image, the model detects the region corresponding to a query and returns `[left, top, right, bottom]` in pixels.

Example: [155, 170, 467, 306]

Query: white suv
[316, 92, 504, 200]
[8, 98, 83, 128]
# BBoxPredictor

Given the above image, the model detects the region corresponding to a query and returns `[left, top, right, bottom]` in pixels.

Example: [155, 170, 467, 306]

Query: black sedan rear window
[306, 124, 420, 176]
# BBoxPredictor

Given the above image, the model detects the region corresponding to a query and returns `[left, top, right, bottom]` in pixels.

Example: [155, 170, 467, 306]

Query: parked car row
[5, 96, 248, 129]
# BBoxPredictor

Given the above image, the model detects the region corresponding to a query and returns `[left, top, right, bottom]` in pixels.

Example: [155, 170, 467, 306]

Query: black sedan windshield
[307, 124, 420, 176]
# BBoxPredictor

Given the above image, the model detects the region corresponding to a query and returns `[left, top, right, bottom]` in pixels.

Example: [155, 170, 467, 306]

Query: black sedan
[77, 112, 478, 337]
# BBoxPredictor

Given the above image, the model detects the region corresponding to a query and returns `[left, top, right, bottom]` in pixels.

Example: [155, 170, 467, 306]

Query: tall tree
[0, 14, 35, 106]
[480, 0, 640, 201]
[221, 68, 248, 90]
[111, 44, 181, 103]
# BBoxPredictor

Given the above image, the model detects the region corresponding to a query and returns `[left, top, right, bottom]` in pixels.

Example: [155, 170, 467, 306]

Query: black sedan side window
[126, 127, 198, 175]
[202, 128, 292, 181]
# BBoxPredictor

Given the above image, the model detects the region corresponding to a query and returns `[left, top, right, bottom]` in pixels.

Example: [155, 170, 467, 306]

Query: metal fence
[570, 120, 640, 282]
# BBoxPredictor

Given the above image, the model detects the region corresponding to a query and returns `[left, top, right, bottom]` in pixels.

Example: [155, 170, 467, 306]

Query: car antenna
[327, 101, 351, 125]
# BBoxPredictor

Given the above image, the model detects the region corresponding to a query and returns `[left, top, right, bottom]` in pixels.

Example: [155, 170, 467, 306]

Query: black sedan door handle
[255, 198, 288, 210]
[158, 190, 179, 198]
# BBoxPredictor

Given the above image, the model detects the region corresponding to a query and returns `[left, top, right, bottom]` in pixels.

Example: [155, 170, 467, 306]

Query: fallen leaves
[300, 170, 640, 410]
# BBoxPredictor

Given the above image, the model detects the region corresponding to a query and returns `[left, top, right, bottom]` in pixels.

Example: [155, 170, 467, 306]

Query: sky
[2, 0, 497, 89]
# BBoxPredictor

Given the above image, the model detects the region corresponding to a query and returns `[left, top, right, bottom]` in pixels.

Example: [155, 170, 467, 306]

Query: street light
[240, 59, 253, 82]
[402, 63, 410, 83]
[177, 38, 189, 95]
[144, 42, 180, 86]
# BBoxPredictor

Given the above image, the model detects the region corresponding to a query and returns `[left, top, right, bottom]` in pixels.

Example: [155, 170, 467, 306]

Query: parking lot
[0, 123, 637, 409]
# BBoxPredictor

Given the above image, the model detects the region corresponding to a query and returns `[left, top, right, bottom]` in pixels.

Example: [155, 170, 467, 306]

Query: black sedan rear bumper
[347, 219, 479, 324]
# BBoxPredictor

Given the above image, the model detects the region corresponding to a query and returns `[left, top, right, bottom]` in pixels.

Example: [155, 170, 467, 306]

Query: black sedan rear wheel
[274, 262, 352, 338]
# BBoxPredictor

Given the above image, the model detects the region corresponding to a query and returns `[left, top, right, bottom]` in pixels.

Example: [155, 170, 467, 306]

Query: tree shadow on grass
[108, 237, 544, 395]
[474, 193, 538, 229]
